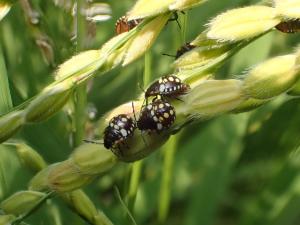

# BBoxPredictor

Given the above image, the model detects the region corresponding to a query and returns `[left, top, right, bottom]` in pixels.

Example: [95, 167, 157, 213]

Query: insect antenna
[83, 139, 104, 145]
[162, 53, 176, 58]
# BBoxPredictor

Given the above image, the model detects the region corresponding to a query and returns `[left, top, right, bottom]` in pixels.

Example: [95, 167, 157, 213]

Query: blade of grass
[0, 42, 12, 200]
[0, 43, 13, 114]
[115, 186, 138, 225]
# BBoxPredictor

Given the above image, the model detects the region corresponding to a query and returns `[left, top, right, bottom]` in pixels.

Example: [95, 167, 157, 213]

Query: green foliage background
[0, 0, 300, 225]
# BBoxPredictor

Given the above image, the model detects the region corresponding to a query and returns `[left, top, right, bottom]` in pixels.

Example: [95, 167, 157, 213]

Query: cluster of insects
[99, 75, 190, 155]
[85, 16, 192, 155]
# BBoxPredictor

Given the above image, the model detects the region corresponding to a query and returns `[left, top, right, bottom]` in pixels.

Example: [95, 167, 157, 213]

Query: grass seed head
[0, 111, 24, 143]
[123, 14, 171, 65]
[16, 143, 47, 173]
[231, 98, 270, 113]
[71, 143, 117, 175]
[174, 42, 234, 71]
[182, 79, 245, 119]
[0, 191, 46, 216]
[274, 0, 300, 19]
[0, 3, 10, 21]
[243, 54, 299, 99]
[0, 214, 15, 225]
[207, 6, 280, 42]
[24, 82, 73, 123]
[128, 0, 175, 20]
[55, 50, 102, 81]
[169, 0, 207, 11]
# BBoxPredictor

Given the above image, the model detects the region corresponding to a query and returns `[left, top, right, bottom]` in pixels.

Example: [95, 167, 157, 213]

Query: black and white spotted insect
[275, 19, 300, 33]
[137, 99, 176, 133]
[103, 114, 136, 150]
[145, 75, 190, 101]
[115, 16, 142, 35]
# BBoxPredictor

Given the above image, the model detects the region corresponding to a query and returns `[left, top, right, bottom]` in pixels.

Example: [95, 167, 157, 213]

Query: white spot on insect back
[157, 123, 163, 130]
[114, 125, 119, 129]
[147, 105, 152, 110]
[164, 113, 169, 118]
[120, 129, 127, 137]
[168, 76, 174, 81]
[159, 84, 165, 92]
[175, 78, 180, 82]
[153, 116, 158, 121]
[121, 117, 127, 122]
[159, 104, 164, 109]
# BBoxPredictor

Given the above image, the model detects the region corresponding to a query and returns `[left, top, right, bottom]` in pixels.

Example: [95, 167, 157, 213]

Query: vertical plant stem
[158, 17, 185, 223]
[73, 0, 87, 147]
[158, 136, 177, 224]
[127, 51, 152, 214]
[127, 161, 143, 212]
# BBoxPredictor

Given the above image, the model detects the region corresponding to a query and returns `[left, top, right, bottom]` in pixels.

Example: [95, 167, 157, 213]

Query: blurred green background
[1, 0, 300, 225]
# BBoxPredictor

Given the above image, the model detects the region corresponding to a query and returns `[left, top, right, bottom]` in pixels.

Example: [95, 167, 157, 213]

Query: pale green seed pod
[231, 98, 270, 113]
[128, 0, 175, 20]
[24, 82, 73, 123]
[0, 111, 24, 143]
[174, 42, 235, 71]
[113, 131, 170, 162]
[274, 0, 300, 19]
[243, 54, 300, 99]
[62, 190, 113, 225]
[181, 79, 245, 119]
[29, 163, 59, 192]
[207, 6, 280, 42]
[55, 50, 102, 81]
[123, 14, 171, 66]
[169, 0, 207, 11]
[0, 214, 15, 225]
[0, 3, 11, 21]
[71, 143, 117, 175]
[0, 191, 46, 216]
[16, 143, 47, 172]
[46, 160, 94, 193]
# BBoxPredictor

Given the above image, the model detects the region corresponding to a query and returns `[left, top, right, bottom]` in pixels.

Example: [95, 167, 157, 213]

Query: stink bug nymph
[103, 114, 136, 151]
[176, 42, 196, 59]
[145, 75, 190, 100]
[137, 99, 176, 133]
[275, 19, 300, 33]
[115, 16, 142, 35]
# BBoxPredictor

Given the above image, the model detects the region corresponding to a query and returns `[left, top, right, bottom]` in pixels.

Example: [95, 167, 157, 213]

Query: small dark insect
[275, 19, 300, 33]
[115, 16, 142, 34]
[137, 99, 176, 132]
[145, 75, 190, 100]
[175, 42, 196, 59]
[162, 42, 196, 59]
[103, 114, 136, 150]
